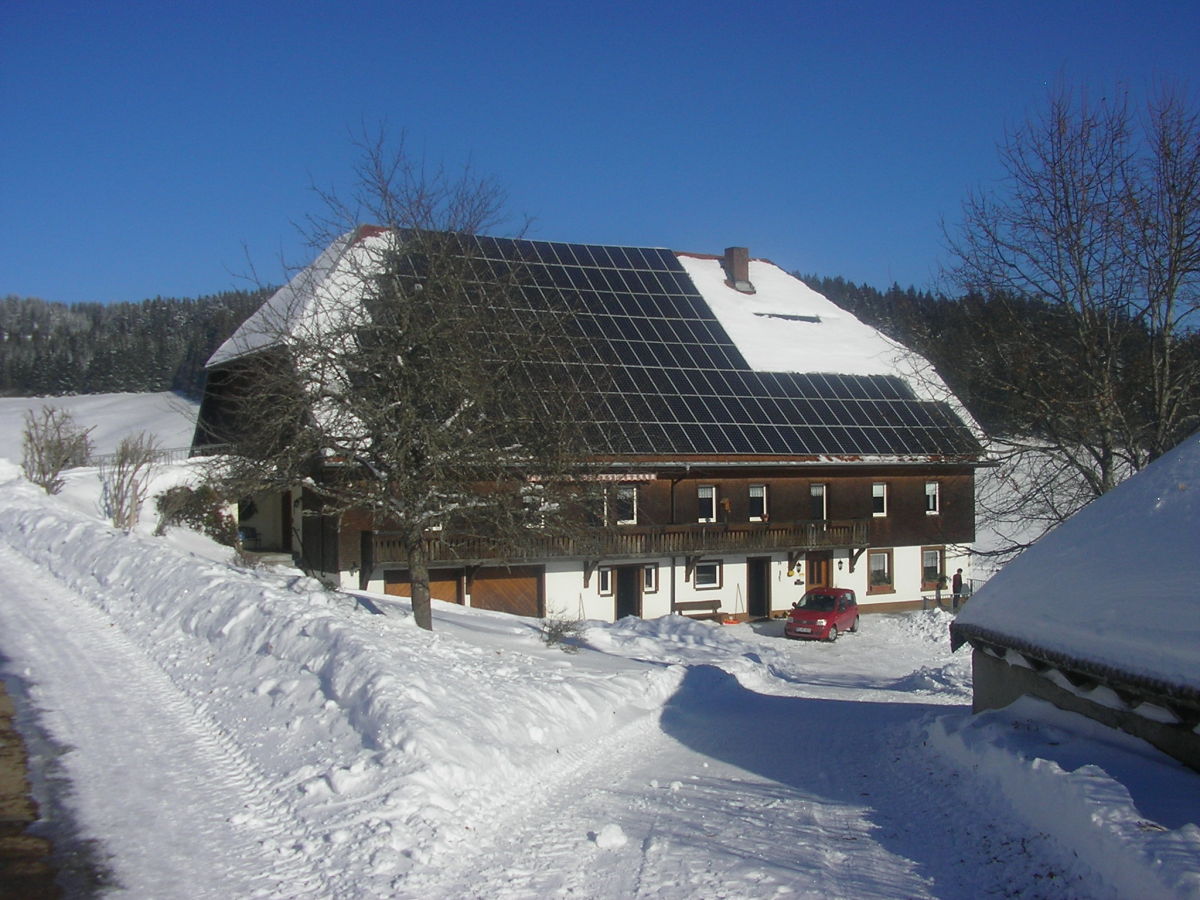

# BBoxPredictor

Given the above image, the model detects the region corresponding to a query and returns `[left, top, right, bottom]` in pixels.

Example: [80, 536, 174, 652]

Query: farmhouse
[193, 228, 986, 622]
[951, 431, 1200, 770]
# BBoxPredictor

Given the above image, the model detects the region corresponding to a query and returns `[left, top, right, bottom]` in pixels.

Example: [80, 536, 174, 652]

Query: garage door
[470, 566, 543, 617]
[383, 569, 463, 604]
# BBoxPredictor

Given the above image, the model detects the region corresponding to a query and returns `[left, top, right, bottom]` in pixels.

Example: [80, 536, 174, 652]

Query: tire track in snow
[418, 658, 1114, 900]
[0, 544, 336, 899]
[413, 688, 927, 899]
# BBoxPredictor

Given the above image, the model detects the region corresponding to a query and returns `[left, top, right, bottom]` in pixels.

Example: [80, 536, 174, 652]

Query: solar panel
[453, 236, 980, 457]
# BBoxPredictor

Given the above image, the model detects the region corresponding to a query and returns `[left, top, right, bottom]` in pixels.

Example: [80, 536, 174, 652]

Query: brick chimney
[723, 246, 755, 293]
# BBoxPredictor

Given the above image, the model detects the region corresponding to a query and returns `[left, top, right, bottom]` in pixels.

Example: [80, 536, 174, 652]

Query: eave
[950, 620, 1200, 727]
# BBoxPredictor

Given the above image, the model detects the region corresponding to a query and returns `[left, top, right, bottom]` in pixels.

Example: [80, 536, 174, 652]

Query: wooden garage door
[383, 569, 463, 604]
[470, 566, 543, 617]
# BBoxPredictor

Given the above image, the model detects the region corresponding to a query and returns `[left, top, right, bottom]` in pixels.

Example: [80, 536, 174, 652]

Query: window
[925, 481, 940, 515]
[697, 485, 716, 523]
[921, 547, 945, 590]
[868, 549, 894, 594]
[809, 483, 827, 520]
[871, 483, 888, 517]
[585, 494, 605, 527]
[643, 564, 658, 593]
[694, 560, 722, 589]
[748, 484, 767, 521]
[613, 484, 638, 525]
[597, 567, 612, 596]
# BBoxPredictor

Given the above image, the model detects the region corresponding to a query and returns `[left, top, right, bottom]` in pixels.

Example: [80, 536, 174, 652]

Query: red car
[785, 588, 859, 641]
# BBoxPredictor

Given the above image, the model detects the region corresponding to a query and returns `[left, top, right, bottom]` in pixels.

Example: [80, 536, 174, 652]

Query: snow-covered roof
[680, 254, 908, 379]
[204, 231, 983, 461]
[678, 253, 981, 429]
[953, 430, 1200, 697]
[209, 229, 387, 367]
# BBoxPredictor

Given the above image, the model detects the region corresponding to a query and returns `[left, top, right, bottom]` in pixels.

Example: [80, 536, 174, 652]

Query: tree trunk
[407, 539, 434, 631]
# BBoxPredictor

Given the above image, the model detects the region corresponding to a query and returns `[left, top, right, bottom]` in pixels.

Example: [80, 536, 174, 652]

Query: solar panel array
[464, 235, 981, 458]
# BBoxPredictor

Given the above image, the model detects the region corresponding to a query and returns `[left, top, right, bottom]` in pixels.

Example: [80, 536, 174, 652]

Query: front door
[614, 565, 642, 619]
[747, 557, 771, 618]
[806, 552, 832, 589]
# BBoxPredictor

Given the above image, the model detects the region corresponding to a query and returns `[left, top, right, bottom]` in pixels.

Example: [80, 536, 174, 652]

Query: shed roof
[953, 430, 1200, 699]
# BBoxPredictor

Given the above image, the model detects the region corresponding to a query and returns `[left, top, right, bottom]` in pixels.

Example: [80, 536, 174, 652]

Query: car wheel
[849, 616, 859, 633]
[827, 625, 838, 642]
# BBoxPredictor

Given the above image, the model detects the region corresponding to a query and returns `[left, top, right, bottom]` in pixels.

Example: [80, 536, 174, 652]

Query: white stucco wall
[545, 553, 814, 621]
[350, 543, 972, 620]
[836, 545, 972, 610]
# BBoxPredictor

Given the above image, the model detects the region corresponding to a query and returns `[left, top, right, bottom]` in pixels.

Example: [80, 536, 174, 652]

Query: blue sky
[4, 0, 1199, 304]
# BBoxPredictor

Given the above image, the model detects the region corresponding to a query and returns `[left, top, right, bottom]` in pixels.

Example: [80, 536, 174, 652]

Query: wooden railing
[372, 519, 869, 566]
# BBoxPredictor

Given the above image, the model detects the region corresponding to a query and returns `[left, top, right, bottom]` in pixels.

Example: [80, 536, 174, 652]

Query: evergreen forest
[0, 289, 270, 399]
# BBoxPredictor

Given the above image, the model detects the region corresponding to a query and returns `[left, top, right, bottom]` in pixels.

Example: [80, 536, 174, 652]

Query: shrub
[154, 484, 238, 546]
[101, 432, 159, 530]
[540, 616, 587, 653]
[21, 406, 94, 494]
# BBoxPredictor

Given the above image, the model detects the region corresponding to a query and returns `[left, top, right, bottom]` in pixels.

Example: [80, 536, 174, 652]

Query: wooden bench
[673, 599, 723, 621]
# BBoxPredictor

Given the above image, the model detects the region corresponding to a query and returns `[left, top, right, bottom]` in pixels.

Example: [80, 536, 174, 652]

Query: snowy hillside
[0, 396, 1196, 898]
[0, 391, 199, 459]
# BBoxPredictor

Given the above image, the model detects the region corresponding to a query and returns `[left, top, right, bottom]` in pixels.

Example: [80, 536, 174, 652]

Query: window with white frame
[871, 482, 888, 517]
[748, 484, 767, 521]
[694, 560, 721, 589]
[810, 483, 827, 520]
[613, 483, 638, 525]
[697, 485, 716, 523]
[643, 563, 658, 593]
[921, 546, 945, 590]
[925, 481, 940, 515]
[597, 567, 612, 596]
[868, 549, 893, 593]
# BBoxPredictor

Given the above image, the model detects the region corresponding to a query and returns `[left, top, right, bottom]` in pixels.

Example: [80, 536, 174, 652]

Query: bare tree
[21, 406, 94, 494]
[211, 136, 601, 630]
[945, 84, 1200, 558]
[101, 432, 160, 530]
[1129, 87, 1200, 459]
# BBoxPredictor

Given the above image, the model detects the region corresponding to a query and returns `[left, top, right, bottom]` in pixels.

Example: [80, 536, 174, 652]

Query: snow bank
[0, 426, 1195, 894]
[927, 697, 1200, 900]
[0, 461, 682, 891]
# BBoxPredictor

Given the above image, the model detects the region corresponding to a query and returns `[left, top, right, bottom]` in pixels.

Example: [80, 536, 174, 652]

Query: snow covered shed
[194, 228, 987, 622]
[951, 432, 1200, 771]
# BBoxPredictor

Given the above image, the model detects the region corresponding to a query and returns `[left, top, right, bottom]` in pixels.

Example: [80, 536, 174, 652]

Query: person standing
[952, 568, 964, 611]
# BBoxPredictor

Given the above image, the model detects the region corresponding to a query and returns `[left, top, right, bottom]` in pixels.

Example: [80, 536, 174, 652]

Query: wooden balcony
[371, 519, 869, 567]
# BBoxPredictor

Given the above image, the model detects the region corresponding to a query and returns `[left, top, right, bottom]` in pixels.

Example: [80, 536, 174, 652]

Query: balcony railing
[371, 519, 869, 567]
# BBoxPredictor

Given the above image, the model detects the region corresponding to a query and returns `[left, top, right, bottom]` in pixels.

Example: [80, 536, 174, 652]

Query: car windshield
[800, 594, 836, 611]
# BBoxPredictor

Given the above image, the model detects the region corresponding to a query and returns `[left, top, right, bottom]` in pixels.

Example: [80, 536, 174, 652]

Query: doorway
[747, 557, 771, 618]
[806, 552, 832, 589]
[614, 565, 643, 619]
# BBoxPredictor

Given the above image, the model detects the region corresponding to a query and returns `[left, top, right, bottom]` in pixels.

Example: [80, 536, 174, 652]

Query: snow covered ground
[0, 395, 1197, 898]
[0, 391, 199, 459]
